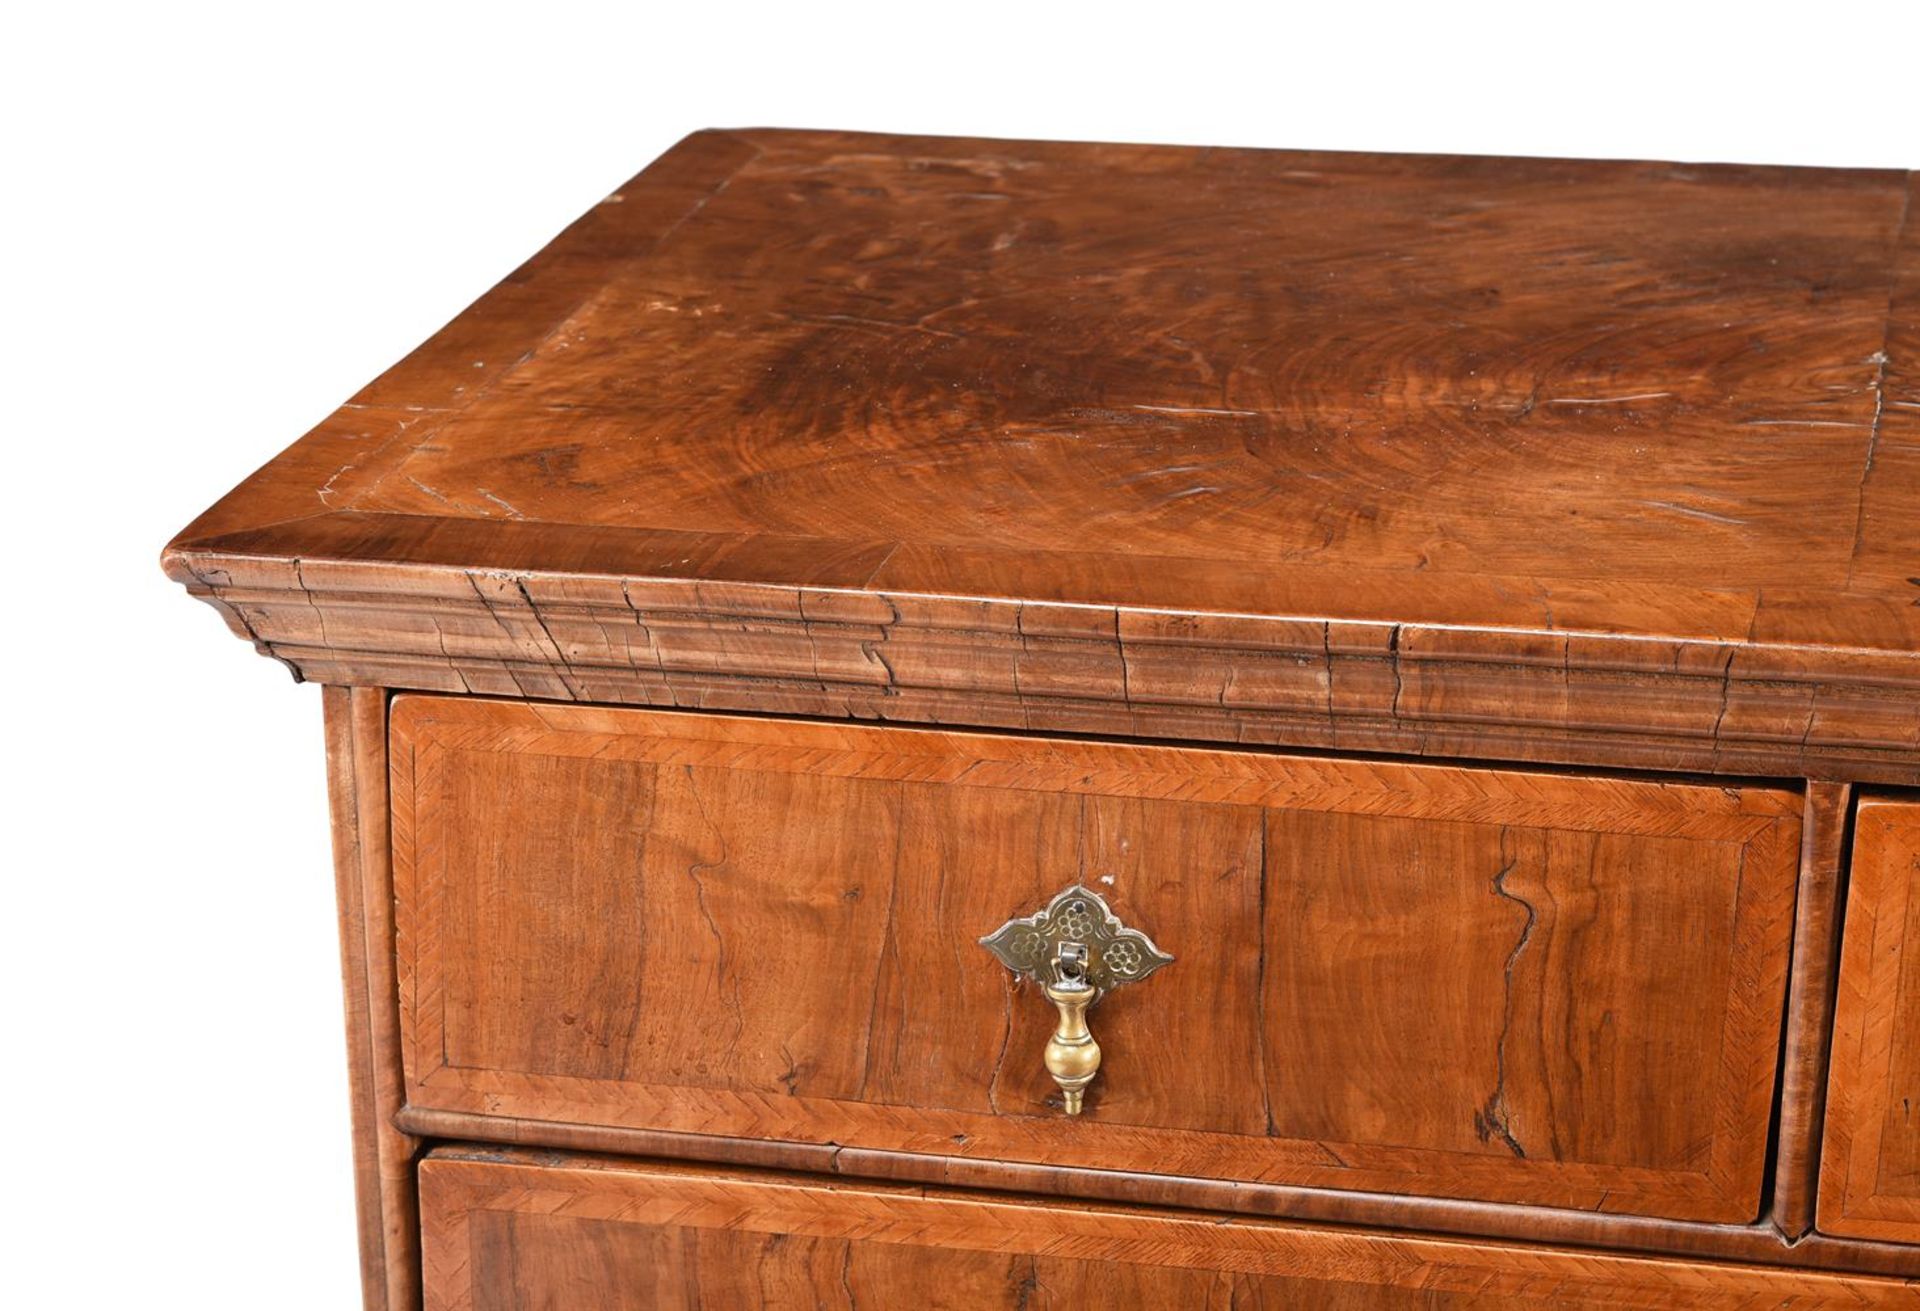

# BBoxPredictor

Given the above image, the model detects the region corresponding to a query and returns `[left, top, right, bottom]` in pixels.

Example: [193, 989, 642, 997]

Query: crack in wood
[1474, 828, 1535, 1160]
[679, 764, 747, 1051]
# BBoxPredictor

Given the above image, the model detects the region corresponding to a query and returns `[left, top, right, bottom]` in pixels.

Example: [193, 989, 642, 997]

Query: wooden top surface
[166, 129, 1920, 780]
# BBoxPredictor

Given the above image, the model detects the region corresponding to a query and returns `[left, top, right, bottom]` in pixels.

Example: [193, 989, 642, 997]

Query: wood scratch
[1547, 392, 1672, 406]
[477, 488, 526, 519]
[1129, 403, 1263, 417]
[1635, 499, 1750, 527]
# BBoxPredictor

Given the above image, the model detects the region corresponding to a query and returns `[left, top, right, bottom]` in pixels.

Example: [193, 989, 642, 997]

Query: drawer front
[392, 697, 1800, 1222]
[1821, 798, 1920, 1242]
[419, 1149, 1914, 1309]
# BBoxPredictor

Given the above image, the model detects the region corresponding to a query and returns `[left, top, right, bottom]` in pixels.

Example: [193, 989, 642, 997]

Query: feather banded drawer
[166, 128, 1920, 1306]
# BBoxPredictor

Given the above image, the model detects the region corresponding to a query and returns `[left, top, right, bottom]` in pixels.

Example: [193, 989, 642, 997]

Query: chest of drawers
[167, 128, 1919, 1305]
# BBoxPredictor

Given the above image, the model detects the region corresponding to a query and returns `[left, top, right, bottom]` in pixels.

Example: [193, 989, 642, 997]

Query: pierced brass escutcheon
[979, 885, 1173, 1115]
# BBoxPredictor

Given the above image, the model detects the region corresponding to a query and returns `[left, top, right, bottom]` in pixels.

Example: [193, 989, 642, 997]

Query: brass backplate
[978, 884, 1173, 992]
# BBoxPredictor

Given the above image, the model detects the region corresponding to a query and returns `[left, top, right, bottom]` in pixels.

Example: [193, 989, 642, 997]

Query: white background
[5, 3, 1916, 1305]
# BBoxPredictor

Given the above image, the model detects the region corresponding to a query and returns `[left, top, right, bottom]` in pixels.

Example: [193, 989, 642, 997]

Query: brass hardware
[1043, 946, 1099, 1114]
[979, 885, 1172, 1115]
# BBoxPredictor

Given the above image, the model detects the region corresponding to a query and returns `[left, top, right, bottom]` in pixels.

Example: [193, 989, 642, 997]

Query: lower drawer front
[393, 696, 1801, 1221]
[1820, 798, 1920, 1243]
[419, 1150, 1912, 1309]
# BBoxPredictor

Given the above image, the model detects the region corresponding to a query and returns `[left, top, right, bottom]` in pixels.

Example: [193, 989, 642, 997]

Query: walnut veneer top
[165, 128, 1920, 781]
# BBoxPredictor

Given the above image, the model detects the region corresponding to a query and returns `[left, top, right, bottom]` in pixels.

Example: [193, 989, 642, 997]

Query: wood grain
[391, 695, 1800, 1223]
[323, 686, 420, 1311]
[1846, 172, 1920, 629]
[396, 1107, 1920, 1277]
[1820, 796, 1920, 1243]
[417, 1148, 1919, 1309]
[162, 129, 1920, 784]
[162, 132, 1920, 1302]
[163, 531, 1920, 783]
[1772, 781, 1856, 1238]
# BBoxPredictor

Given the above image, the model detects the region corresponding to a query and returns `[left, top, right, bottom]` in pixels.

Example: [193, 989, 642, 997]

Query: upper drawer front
[391, 697, 1800, 1223]
[1820, 797, 1920, 1243]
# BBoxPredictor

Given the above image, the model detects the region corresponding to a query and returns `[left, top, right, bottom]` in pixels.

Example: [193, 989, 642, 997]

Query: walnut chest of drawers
[166, 129, 1920, 1306]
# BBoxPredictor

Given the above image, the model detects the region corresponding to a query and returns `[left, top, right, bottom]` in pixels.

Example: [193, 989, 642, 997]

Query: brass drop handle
[980, 886, 1172, 1116]
[1042, 943, 1100, 1113]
